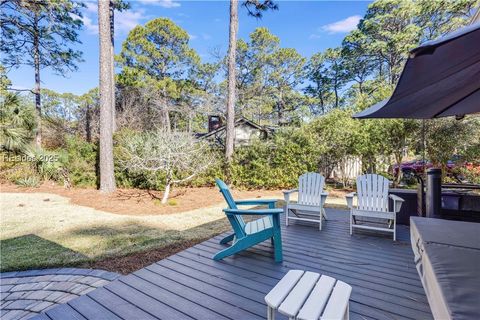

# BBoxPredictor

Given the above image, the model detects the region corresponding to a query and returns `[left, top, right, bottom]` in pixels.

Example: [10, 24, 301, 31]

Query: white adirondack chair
[346, 174, 404, 241]
[283, 173, 328, 230]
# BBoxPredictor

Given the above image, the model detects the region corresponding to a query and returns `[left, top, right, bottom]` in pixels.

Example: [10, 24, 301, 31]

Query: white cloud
[71, 12, 98, 34]
[309, 34, 321, 40]
[138, 0, 181, 8]
[84, 1, 97, 13]
[189, 34, 198, 40]
[201, 33, 212, 40]
[82, 15, 99, 34]
[321, 15, 361, 34]
[115, 9, 147, 33]
[79, 4, 147, 37]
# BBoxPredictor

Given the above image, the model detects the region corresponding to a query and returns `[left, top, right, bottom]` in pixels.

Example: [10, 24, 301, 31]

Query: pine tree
[0, 0, 84, 148]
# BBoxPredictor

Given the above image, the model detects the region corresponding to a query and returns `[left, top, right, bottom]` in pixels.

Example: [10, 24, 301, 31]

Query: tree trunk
[33, 14, 42, 148]
[334, 80, 339, 108]
[393, 152, 403, 187]
[225, 0, 238, 162]
[109, 1, 116, 133]
[85, 103, 92, 142]
[161, 181, 171, 204]
[187, 112, 193, 133]
[161, 108, 171, 132]
[98, 0, 116, 193]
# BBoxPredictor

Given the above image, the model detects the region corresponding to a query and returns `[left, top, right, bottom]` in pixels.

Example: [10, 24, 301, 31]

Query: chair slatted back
[356, 174, 390, 212]
[215, 179, 246, 237]
[298, 173, 325, 206]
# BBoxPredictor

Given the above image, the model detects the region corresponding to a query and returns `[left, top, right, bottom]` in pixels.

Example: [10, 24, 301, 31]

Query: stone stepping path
[0, 268, 119, 320]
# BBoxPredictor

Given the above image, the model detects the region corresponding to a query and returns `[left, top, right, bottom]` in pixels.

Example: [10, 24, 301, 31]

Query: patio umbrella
[354, 22, 480, 119]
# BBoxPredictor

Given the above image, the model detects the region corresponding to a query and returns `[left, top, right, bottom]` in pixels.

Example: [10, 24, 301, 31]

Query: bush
[0, 155, 37, 184]
[24, 148, 64, 181]
[15, 175, 40, 187]
[61, 136, 97, 187]
[229, 128, 319, 189]
[187, 153, 225, 187]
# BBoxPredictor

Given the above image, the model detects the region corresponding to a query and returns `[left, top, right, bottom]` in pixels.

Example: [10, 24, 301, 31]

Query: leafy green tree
[118, 18, 199, 82]
[230, 27, 306, 124]
[305, 48, 346, 113]
[41, 89, 80, 123]
[304, 53, 333, 116]
[235, 27, 280, 121]
[0, 93, 36, 153]
[341, 30, 375, 96]
[0, 0, 84, 147]
[266, 48, 306, 124]
[117, 18, 200, 131]
[424, 117, 480, 170]
[416, 0, 479, 41]
[360, 0, 420, 84]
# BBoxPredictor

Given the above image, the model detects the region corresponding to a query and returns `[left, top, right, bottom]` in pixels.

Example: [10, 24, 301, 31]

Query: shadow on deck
[34, 209, 432, 320]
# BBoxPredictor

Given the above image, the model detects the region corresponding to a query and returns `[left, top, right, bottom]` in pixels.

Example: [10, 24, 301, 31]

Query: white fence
[329, 157, 362, 181]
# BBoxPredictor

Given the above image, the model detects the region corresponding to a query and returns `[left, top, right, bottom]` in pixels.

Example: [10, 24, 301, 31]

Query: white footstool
[265, 270, 352, 320]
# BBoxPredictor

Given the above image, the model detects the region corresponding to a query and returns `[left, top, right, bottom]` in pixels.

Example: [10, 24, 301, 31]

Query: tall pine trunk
[85, 103, 92, 143]
[225, 0, 238, 162]
[98, 0, 116, 193]
[33, 14, 42, 148]
[109, 2, 116, 133]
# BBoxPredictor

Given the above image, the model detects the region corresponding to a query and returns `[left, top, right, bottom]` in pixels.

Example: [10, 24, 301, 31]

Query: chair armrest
[235, 199, 278, 209]
[283, 189, 298, 203]
[345, 192, 356, 209]
[389, 194, 405, 213]
[223, 208, 283, 215]
[235, 199, 277, 205]
[319, 192, 328, 206]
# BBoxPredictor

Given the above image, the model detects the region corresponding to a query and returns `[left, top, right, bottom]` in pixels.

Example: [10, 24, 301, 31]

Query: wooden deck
[33, 209, 432, 320]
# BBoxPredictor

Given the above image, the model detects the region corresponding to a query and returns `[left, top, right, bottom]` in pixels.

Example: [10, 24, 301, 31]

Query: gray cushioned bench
[410, 217, 480, 320]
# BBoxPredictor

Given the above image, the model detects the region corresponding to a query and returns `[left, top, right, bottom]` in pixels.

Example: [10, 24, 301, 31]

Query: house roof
[201, 117, 268, 139]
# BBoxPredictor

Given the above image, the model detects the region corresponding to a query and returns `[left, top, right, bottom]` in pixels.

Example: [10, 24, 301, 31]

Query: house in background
[198, 115, 272, 147]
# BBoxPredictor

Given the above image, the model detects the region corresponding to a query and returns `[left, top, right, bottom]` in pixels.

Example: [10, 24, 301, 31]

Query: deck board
[33, 209, 432, 320]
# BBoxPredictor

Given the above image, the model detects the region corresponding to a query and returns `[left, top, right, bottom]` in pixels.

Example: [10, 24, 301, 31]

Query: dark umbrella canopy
[354, 23, 480, 119]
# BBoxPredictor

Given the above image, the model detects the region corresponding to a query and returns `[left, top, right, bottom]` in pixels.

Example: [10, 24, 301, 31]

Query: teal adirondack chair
[214, 179, 283, 262]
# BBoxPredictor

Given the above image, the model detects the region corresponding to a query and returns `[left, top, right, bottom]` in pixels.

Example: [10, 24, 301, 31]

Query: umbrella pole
[422, 120, 426, 174]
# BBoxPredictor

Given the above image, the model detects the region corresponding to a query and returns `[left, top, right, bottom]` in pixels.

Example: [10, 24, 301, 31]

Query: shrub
[15, 175, 40, 187]
[229, 128, 319, 189]
[61, 136, 97, 187]
[23, 148, 64, 181]
[0, 156, 36, 184]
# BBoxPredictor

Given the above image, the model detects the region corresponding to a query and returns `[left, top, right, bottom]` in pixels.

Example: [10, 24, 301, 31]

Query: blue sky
[8, 0, 372, 95]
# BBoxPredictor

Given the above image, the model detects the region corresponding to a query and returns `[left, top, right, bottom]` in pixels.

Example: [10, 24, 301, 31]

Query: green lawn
[0, 192, 235, 272]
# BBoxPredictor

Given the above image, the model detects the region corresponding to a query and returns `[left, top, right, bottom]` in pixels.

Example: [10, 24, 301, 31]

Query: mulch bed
[0, 183, 282, 216]
[82, 238, 211, 275]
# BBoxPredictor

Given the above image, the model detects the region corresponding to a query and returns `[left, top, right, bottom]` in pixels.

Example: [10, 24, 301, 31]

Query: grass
[0, 192, 234, 272]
